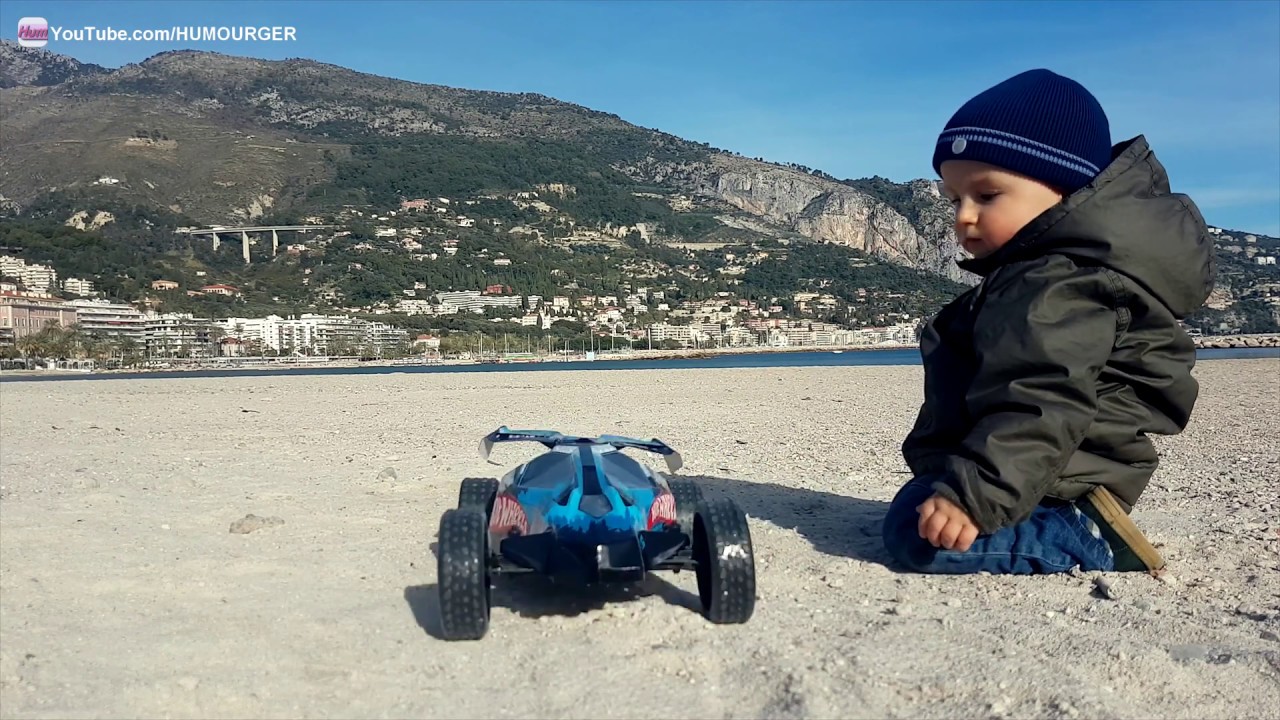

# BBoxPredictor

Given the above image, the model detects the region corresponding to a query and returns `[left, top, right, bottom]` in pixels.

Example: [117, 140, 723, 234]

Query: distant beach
[0, 342, 1276, 383]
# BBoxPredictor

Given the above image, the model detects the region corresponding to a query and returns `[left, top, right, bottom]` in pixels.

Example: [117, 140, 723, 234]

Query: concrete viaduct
[179, 225, 338, 264]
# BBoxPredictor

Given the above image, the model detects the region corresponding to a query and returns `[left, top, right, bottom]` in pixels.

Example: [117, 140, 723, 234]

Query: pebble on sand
[1092, 576, 1119, 600]
[229, 514, 285, 534]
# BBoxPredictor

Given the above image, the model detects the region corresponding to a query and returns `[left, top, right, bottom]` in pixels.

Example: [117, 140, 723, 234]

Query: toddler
[882, 68, 1216, 574]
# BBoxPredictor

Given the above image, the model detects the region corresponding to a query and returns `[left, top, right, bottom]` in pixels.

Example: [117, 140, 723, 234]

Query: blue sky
[6, 0, 1279, 235]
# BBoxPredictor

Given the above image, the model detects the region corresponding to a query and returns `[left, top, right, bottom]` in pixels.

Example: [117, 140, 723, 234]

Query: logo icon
[17, 17, 49, 47]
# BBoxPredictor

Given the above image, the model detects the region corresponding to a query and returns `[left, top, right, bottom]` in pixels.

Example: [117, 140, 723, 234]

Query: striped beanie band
[931, 69, 1113, 195]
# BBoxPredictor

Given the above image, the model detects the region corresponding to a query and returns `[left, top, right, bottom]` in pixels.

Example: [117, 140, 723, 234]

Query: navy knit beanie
[932, 69, 1113, 195]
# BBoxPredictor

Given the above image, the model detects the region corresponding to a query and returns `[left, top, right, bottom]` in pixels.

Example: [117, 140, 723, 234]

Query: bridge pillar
[241, 231, 251, 265]
[272, 229, 279, 257]
[212, 233, 220, 252]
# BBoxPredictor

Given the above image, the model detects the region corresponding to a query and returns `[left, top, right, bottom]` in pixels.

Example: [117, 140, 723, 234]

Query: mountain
[0, 41, 1276, 335]
[0, 41, 109, 88]
[0, 40, 970, 283]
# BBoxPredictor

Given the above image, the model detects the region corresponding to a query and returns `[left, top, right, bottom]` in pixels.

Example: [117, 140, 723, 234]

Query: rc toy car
[435, 426, 756, 640]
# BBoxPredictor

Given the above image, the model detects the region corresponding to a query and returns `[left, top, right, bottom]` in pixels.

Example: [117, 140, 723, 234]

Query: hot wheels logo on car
[490, 494, 529, 536]
[647, 491, 677, 529]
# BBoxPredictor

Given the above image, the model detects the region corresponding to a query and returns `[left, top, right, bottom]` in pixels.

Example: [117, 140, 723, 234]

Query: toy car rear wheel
[667, 476, 704, 533]
[458, 477, 499, 514]
[437, 508, 492, 641]
[692, 497, 756, 624]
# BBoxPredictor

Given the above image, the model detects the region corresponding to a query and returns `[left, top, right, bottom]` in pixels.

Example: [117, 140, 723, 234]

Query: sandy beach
[1, 359, 1277, 719]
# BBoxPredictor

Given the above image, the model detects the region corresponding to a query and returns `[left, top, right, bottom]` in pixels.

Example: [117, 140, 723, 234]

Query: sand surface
[1, 359, 1278, 719]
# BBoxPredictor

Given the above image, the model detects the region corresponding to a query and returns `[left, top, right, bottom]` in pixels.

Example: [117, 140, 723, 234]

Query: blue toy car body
[481, 426, 691, 582]
[435, 426, 756, 640]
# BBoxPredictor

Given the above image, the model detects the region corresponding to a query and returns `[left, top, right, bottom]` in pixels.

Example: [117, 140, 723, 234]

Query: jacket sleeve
[929, 263, 1119, 534]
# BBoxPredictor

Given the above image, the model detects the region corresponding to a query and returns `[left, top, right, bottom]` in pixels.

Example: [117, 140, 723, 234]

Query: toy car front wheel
[692, 497, 756, 624]
[437, 508, 492, 641]
[457, 477, 498, 513]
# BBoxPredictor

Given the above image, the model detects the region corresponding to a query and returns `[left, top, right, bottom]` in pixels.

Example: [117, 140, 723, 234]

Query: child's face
[939, 160, 1064, 259]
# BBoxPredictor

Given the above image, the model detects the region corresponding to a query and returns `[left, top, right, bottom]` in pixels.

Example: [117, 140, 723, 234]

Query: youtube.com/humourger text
[16, 20, 297, 47]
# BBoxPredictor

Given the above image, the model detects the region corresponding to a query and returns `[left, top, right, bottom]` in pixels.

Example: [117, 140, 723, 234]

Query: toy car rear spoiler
[479, 426, 684, 473]
[596, 433, 684, 473]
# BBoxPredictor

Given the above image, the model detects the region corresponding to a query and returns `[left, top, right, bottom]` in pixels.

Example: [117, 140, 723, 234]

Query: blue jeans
[881, 480, 1115, 574]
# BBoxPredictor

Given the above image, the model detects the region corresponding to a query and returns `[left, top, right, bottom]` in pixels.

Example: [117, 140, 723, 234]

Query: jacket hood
[958, 135, 1216, 318]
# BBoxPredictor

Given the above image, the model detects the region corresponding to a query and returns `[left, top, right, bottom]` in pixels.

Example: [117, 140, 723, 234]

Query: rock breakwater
[1195, 334, 1280, 349]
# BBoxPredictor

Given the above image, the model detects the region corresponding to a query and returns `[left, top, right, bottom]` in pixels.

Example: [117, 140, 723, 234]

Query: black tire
[666, 476, 704, 533]
[457, 477, 498, 513]
[437, 508, 491, 641]
[692, 497, 756, 624]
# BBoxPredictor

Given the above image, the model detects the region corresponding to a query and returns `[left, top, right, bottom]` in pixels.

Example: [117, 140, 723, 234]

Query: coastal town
[2, 195, 1278, 371]
[0, 251, 922, 370]
[4, 264, 1275, 374]
[0, 73, 1275, 375]
[0, 174, 966, 371]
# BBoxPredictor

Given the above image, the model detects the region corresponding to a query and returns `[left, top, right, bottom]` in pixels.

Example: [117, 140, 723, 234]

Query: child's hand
[917, 494, 980, 552]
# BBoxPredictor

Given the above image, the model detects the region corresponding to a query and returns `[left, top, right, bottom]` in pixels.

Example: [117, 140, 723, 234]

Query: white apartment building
[145, 313, 216, 358]
[783, 328, 817, 346]
[480, 295, 523, 310]
[221, 314, 408, 355]
[434, 291, 523, 313]
[724, 327, 759, 347]
[647, 323, 694, 345]
[434, 291, 486, 312]
[395, 299, 435, 315]
[364, 321, 410, 353]
[23, 264, 57, 292]
[276, 314, 365, 355]
[849, 322, 919, 346]
[62, 278, 96, 296]
[0, 256, 23, 279]
[220, 316, 272, 351]
[65, 298, 147, 341]
[0, 255, 58, 292]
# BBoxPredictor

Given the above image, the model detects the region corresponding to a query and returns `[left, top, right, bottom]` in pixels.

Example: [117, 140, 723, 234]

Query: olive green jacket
[902, 135, 1216, 534]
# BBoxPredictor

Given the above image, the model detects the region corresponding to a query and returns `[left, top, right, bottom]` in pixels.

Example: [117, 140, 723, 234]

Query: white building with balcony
[145, 313, 216, 358]
[62, 278, 96, 296]
[0, 255, 58, 292]
[65, 299, 147, 341]
[220, 314, 409, 355]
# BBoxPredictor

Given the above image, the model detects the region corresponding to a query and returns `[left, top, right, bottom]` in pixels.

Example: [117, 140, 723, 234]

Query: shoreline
[0, 342, 918, 378]
[1, 334, 1277, 379]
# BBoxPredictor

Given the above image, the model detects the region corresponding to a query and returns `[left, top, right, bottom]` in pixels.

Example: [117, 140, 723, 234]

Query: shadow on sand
[404, 473, 896, 638]
[680, 473, 895, 566]
[405, 544, 702, 639]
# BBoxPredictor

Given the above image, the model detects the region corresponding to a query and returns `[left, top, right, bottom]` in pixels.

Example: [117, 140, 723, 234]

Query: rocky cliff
[627, 154, 976, 284]
[0, 41, 108, 88]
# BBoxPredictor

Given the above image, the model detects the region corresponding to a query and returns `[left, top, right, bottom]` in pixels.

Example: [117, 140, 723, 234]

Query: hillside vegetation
[1, 41, 1276, 338]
